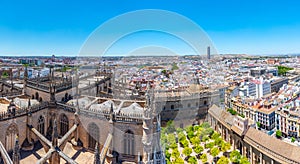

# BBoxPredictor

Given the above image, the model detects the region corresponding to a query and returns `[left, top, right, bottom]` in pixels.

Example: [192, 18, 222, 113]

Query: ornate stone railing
[77, 105, 143, 123]
[56, 103, 76, 113]
[1, 81, 23, 91]
[26, 81, 50, 91]
[28, 76, 49, 82]
[115, 115, 143, 123]
[55, 82, 73, 92]
[0, 91, 23, 97]
[0, 102, 49, 121]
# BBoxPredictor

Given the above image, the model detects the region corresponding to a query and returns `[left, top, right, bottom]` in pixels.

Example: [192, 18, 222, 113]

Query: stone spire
[49, 65, 52, 79]
[10, 68, 14, 91]
[24, 66, 28, 80]
[49, 65, 56, 105]
[74, 72, 82, 147]
[50, 83, 56, 105]
[75, 73, 80, 114]
[22, 97, 34, 151]
[94, 142, 100, 164]
[142, 83, 153, 163]
[12, 135, 20, 164]
[23, 66, 28, 95]
[145, 82, 153, 109]
[153, 114, 165, 164]
[28, 98, 31, 108]
[109, 103, 115, 123]
[38, 71, 40, 78]
[52, 119, 58, 147]
[17, 69, 20, 79]
[62, 70, 64, 82]
[51, 65, 54, 80]
[50, 119, 60, 164]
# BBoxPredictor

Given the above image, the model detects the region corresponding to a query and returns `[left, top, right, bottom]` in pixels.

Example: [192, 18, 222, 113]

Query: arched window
[204, 100, 207, 105]
[60, 114, 69, 136]
[88, 123, 99, 149]
[38, 115, 45, 135]
[171, 105, 174, 110]
[5, 123, 18, 152]
[124, 130, 134, 155]
[39, 97, 43, 102]
[32, 95, 34, 99]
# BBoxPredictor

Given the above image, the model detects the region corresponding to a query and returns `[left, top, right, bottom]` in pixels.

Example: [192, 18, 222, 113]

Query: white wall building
[247, 77, 271, 99]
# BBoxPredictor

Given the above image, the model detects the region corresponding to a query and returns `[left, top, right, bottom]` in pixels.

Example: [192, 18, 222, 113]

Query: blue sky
[0, 0, 300, 56]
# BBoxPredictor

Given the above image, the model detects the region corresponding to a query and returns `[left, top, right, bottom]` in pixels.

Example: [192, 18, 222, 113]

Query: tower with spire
[142, 83, 165, 163]
[50, 119, 60, 164]
[142, 83, 152, 163]
[22, 98, 34, 151]
[23, 66, 28, 95]
[10, 68, 14, 92]
[49, 66, 56, 106]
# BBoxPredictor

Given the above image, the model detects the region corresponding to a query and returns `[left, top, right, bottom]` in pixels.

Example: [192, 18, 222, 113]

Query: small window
[60, 114, 69, 136]
[38, 116, 45, 135]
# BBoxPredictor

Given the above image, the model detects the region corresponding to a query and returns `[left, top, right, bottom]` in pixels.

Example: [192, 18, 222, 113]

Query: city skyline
[1, 0, 300, 56]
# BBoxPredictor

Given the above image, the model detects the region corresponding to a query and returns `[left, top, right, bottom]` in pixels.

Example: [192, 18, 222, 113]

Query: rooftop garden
[227, 108, 245, 118]
[1, 72, 9, 78]
[227, 108, 237, 115]
[277, 65, 293, 76]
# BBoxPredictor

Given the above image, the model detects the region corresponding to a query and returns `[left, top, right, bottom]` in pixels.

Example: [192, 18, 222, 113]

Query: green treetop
[188, 156, 197, 164]
[182, 147, 192, 157]
[217, 156, 230, 164]
[230, 150, 241, 163]
[194, 145, 204, 154]
[210, 147, 220, 158]
[200, 154, 207, 163]
[240, 156, 251, 164]
[221, 142, 231, 152]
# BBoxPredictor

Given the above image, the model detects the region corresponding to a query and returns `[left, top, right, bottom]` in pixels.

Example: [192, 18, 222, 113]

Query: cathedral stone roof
[0, 98, 10, 112]
[67, 97, 92, 109]
[120, 102, 143, 115]
[208, 104, 234, 128]
[89, 100, 117, 113]
[14, 98, 39, 109]
[244, 127, 300, 163]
